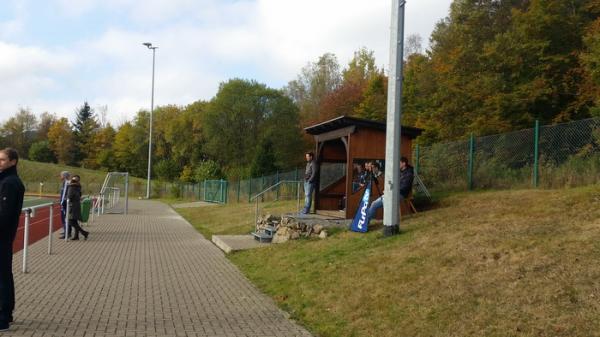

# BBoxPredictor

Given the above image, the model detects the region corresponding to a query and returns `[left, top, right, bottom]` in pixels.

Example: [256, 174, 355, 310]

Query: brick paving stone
[3, 200, 313, 337]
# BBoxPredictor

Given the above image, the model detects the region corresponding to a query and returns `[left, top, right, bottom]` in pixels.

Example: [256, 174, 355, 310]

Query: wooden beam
[313, 126, 356, 143]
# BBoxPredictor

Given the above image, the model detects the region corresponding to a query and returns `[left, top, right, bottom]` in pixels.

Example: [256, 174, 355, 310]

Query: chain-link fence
[416, 117, 600, 193]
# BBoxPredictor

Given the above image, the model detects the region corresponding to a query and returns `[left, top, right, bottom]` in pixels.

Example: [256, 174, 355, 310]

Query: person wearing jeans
[301, 152, 317, 214]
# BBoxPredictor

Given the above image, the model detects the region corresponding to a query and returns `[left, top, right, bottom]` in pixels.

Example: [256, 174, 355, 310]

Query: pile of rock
[256, 214, 328, 244]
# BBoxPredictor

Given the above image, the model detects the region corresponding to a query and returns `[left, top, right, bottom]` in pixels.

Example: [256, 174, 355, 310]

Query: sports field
[15, 196, 63, 253]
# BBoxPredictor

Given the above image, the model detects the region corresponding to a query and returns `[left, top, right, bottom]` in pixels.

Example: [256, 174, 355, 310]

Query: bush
[28, 141, 56, 163]
[193, 160, 224, 182]
[154, 160, 180, 182]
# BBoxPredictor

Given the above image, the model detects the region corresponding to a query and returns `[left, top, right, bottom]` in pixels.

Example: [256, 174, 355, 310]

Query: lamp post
[142, 42, 158, 199]
[383, 0, 406, 236]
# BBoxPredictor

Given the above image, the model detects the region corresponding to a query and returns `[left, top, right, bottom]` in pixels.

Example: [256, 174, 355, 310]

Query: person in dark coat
[0, 148, 25, 331]
[66, 175, 89, 241]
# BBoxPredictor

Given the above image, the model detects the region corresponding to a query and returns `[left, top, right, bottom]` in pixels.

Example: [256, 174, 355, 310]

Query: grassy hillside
[18, 160, 147, 196]
[176, 186, 600, 337]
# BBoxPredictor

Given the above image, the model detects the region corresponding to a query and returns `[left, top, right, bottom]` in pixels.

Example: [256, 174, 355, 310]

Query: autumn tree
[285, 53, 341, 125]
[0, 108, 38, 158]
[47, 118, 75, 165]
[72, 101, 100, 166]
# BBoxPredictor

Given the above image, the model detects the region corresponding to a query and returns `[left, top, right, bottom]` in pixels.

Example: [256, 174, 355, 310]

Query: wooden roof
[304, 116, 423, 139]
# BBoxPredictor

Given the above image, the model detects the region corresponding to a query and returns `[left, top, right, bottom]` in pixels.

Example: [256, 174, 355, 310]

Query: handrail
[251, 180, 303, 231]
[250, 180, 302, 201]
[20, 201, 58, 273]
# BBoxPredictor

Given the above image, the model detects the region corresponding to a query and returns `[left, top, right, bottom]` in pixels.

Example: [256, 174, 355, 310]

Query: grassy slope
[176, 200, 298, 238]
[19, 160, 147, 196]
[177, 186, 600, 337]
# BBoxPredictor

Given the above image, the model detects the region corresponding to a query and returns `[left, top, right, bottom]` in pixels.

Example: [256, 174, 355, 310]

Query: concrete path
[7, 200, 312, 337]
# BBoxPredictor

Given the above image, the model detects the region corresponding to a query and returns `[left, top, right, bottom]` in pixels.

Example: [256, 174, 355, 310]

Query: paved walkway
[7, 200, 312, 337]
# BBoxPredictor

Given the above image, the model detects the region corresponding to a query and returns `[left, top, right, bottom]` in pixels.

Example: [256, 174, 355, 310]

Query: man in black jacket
[0, 148, 25, 331]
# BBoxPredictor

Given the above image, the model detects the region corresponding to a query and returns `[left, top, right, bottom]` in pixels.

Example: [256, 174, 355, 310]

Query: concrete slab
[172, 200, 219, 208]
[212, 234, 271, 253]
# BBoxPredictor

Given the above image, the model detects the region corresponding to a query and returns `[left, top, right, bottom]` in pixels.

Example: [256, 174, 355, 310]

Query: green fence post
[468, 134, 475, 191]
[203, 180, 207, 201]
[261, 176, 265, 202]
[225, 180, 229, 203]
[221, 179, 226, 203]
[237, 180, 241, 203]
[275, 171, 280, 201]
[533, 120, 540, 188]
[248, 179, 252, 203]
[414, 144, 420, 176]
[295, 167, 300, 199]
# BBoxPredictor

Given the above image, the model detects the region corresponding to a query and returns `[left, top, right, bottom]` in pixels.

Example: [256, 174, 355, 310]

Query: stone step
[251, 231, 273, 243]
[263, 225, 276, 236]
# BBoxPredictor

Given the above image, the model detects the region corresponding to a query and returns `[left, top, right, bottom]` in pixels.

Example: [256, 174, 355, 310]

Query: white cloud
[1, 0, 452, 125]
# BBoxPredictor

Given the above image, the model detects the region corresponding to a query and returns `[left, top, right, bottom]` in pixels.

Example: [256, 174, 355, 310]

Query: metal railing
[21, 202, 57, 274]
[250, 180, 303, 230]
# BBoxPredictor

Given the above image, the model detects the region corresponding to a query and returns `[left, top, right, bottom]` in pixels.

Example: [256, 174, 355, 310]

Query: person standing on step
[67, 175, 89, 241]
[59, 171, 71, 239]
[0, 148, 25, 331]
[301, 152, 318, 214]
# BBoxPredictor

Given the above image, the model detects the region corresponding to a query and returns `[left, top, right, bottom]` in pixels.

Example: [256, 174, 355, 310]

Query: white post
[65, 201, 70, 242]
[146, 46, 157, 199]
[48, 205, 54, 255]
[383, 0, 406, 237]
[22, 210, 31, 273]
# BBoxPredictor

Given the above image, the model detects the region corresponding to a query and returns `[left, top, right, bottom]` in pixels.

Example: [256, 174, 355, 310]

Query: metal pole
[383, 0, 406, 237]
[414, 144, 420, 176]
[533, 120, 540, 188]
[468, 134, 475, 190]
[48, 205, 54, 255]
[255, 197, 259, 231]
[275, 171, 280, 201]
[237, 180, 241, 203]
[124, 173, 129, 214]
[297, 181, 301, 213]
[65, 201, 70, 242]
[146, 45, 157, 199]
[22, 209, 31, 273]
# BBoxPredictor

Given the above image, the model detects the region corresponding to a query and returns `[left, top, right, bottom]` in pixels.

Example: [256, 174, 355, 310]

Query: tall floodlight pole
[142, 42, 158, 199]
[383, 0, 406, 237]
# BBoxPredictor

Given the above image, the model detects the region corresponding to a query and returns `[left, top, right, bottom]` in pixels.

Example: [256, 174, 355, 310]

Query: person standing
[67, 175, 89, 241]
[301, 152, 317, 214]
[0, 148, 25, 331]
[58, 171, 70, 239]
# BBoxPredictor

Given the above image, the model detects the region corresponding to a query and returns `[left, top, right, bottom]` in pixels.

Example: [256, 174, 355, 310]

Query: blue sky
[0, 0, 453, 125]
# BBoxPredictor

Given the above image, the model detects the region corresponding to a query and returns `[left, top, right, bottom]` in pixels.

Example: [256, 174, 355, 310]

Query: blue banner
[350, 181, 371, 233]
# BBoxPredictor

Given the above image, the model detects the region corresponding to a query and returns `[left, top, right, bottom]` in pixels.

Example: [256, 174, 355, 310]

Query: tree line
[2, 0, 599, 182]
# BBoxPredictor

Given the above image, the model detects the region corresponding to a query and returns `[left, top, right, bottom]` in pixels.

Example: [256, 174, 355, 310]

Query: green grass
[18, 159, 148, 197]
[22, 197, 56, 208]
[174, 185, 600, 337]
[175, 200, 299, 238]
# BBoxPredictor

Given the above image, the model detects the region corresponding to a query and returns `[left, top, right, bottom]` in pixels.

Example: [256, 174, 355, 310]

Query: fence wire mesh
[416, 117, 600, 192]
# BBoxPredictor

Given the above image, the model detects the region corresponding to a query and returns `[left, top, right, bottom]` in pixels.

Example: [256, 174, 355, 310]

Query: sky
[0, 0, 453, 125]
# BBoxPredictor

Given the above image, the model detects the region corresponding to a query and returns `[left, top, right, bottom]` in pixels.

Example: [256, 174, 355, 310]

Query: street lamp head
[142, 42, 152, 48]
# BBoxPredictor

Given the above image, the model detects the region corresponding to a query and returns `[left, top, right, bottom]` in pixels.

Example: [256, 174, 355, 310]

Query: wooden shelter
[304, 116, 423, 219]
